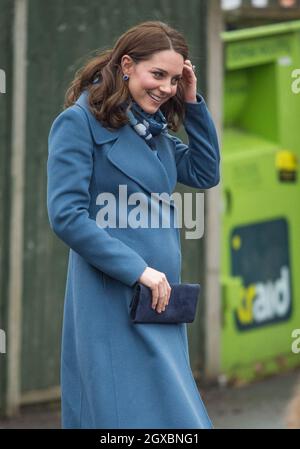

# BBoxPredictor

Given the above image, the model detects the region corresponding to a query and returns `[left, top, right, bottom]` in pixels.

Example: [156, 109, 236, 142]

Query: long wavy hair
[64, 21, 189, 132]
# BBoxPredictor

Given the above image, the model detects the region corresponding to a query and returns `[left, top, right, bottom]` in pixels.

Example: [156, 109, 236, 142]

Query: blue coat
[47, 88, 220, 429]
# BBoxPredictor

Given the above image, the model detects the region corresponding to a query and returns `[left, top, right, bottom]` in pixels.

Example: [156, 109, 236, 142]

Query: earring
[123, 74, 129, 81]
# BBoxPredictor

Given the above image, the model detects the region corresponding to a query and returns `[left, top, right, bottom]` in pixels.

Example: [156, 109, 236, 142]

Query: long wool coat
[47, 88, 220, 429]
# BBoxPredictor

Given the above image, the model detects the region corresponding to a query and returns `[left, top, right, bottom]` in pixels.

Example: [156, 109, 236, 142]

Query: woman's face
[121, 50, 184, 113]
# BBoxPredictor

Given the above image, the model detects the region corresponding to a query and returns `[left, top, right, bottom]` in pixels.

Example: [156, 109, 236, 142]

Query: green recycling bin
[220, 21, 300, 383]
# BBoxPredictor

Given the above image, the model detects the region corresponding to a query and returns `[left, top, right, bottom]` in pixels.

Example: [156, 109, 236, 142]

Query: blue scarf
[125, 99, 168, 152]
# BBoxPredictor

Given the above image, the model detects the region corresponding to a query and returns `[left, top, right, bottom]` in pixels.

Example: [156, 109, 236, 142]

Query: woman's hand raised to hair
[138, 267, 171, 314]
[182, 59, 198, 103]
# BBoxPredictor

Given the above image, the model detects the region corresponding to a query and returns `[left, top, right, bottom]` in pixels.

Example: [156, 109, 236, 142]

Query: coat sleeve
[167, 93, 220, 189]
[47, 106, 148, 287]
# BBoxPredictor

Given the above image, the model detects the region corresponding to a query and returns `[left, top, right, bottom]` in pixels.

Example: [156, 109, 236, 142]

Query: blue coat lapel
[75, 90, 177, 198]
[106, 126, 175, 196]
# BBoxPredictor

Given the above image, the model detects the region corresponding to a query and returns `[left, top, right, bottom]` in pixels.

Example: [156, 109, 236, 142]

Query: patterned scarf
[125, 99, 168, 152]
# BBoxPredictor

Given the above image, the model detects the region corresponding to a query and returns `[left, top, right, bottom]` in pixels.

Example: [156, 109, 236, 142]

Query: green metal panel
[21, 0, 208, 398]
[221, 22, 300, 383]
[0, 0, 13, 413]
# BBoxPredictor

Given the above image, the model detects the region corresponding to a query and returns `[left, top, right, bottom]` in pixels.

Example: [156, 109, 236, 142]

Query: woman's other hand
[182, 59, 197, 103]
[138, 267, 171, 313]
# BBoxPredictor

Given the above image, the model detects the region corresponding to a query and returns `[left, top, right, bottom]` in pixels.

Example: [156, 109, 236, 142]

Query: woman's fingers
[156, 278, 172, 313]
[166, 281, 171, 306]
[150, 279, 168, 313]
[151, 284, 159, 310]
[157, 282, 167, 313]
[139, 268, 170, 313]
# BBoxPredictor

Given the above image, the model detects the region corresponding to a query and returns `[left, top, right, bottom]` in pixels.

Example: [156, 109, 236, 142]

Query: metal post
[204, 0, 224, 382]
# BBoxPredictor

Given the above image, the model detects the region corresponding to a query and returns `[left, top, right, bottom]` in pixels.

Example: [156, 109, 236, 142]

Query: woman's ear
[121, 55, 134, 76]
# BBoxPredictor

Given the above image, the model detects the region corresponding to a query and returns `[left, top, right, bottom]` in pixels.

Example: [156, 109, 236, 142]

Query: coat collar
[106, 125, 176, 197]
[75, 89, 121, 144]
[75, 90, 177, 199]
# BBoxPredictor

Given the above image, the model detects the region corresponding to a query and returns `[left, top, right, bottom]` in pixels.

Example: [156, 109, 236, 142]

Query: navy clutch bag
[129, 283, 200, 324]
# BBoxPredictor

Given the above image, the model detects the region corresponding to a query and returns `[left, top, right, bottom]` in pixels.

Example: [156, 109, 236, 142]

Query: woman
[47, 20, 220, 429]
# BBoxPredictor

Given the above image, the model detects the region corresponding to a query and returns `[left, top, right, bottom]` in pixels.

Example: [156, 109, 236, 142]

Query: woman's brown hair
[64, 21, 189, 132]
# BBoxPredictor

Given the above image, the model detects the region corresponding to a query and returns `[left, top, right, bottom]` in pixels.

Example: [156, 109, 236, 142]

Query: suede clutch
[129, 282, 200, 324]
